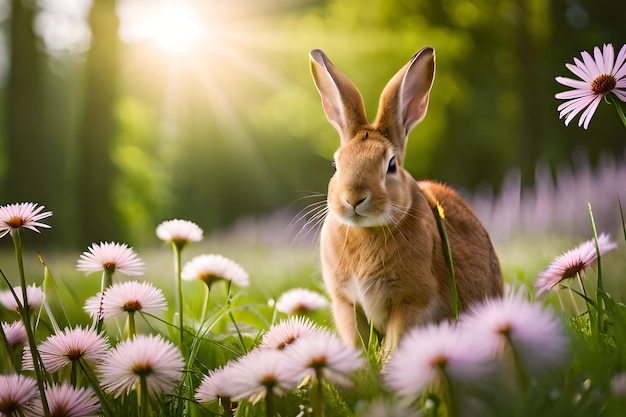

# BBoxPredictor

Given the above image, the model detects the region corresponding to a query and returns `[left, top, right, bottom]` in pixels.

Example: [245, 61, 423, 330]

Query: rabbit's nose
[345, 194, 369, 210]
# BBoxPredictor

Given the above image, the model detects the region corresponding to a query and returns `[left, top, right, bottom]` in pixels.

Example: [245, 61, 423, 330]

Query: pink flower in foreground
[23, 326, 109, 372]
[227, 349, 302, 403]
[461, 292, 569, 376]
[556, 43, 626, 129]
[27, 383, 100, 417]
[77, 242, 146, 276]
[288, 331, 365, 387]
[98, 334, 184, 397]
[260, 316, 321, 350]
[535, 233, 617, 296]
[0, 284, 45, 311]
[384, 321, 493, 397]
[1, 320, 27, 348]
[275, 288, 329, 314]
[156, 219, 203, 246]
[0, 202, 52, 238]
[195, 366, 237, 403]
[0, 374, 38, 415]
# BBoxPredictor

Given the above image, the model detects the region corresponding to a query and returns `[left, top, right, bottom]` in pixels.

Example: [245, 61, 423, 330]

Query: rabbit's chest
[340, 265, 393, 332]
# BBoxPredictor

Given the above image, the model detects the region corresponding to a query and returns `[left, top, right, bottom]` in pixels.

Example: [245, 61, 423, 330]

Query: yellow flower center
[592, 73, 617, 95]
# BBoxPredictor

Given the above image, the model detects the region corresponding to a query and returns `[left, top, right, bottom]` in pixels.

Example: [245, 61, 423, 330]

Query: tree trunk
[76, 0, 122, 246]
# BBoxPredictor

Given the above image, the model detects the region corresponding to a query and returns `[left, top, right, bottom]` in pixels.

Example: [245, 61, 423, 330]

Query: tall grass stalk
[11, 230, 51, 417]
[434, 203, 459, 320]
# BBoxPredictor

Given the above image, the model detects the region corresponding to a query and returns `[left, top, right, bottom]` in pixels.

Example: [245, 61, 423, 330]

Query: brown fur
[310, 48, 503, 351]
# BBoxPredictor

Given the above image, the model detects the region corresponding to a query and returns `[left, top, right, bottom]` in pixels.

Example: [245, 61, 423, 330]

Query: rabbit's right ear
[310, 49, 369, 144]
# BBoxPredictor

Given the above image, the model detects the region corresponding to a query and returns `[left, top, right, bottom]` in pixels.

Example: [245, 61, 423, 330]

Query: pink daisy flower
[461, 292, 569, 377]
[0, 374, 38, 415]
[23, 326, 109, 372]
[228, 349, 302, 403]
[384, 321, 493, 397]
[77, 242, 146, 276]
[260, 316, 321, 350]
[195, 366, 237, 403]
[535, 233, 617, 296]
[0, 284, 45, 311]
[1, 320, 28, 348]
[556, 43, 626, 129]
[98, 334, 184, 397]
[275, 288, 329, 315]
[287, 331, 365, 387]
[181, 254, 249, 289]
[95, 281, 167, 320]
[156, 219, 203, 246]
[0, 202, 52, 238]
[27, 383, 100, 417]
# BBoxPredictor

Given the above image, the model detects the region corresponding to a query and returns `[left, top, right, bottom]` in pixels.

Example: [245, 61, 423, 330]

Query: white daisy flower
[98, 334, 184, 397]
[27, 383, 100, 417]
[287, 331, 364, 387]
[228, 349, 302, 403]
[181, 254, 249, 289]
[1, 320, 27, 348]
[23, 326, 109, 372]
[195, 366, 237, 403]
[98, 281, 167, 319]
[156, 219, 203, 245]
[0, 202, 52, 238]
[260, 316, 321, 350]
[275, 288, 329, 314]
[76, 242, 146, 276]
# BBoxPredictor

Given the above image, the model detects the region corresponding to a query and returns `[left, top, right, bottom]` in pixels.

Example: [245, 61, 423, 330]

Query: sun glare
[128, 2, 207, 55]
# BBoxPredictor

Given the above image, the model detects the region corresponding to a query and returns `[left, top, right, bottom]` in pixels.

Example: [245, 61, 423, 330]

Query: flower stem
[139, 375, 149, 417]
[126, 312, 136, 339]
[96, 270, 114, 332]
[12, 230, 51, 417]
[265, 387, 275, 417]
[312, 370, 325, 417]
[609, 93, 626, 128]
[171, 242, 184, 349]
[438, 367, 458, 417]
[222, 397, 233, 417]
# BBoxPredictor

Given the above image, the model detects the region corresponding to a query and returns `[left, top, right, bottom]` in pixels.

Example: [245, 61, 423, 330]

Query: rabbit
[309, 47, 503, 352]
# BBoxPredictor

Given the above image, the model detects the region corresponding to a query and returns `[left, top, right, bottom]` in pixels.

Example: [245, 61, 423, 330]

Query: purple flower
[461, 292, 569, 376]
[556, 43, 626, 129]
[384, 321, 493, 397]
[1, 320, 27, 348]
[0, 374, 38, 415]
[535, 233, 617, 296]
[0, 284, 45, 311]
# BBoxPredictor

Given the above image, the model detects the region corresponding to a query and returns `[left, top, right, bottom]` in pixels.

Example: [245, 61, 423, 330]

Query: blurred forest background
[0, 0, 625, 249]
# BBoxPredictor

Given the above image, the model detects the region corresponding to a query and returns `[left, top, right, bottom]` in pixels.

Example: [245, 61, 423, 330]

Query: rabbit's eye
[387, 156, 397, 174]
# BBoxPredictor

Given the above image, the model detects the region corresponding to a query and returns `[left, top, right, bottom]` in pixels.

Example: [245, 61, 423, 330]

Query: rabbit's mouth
[332, 207, 391, 228]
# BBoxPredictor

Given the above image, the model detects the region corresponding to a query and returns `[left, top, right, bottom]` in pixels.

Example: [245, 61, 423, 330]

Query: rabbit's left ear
[310, 49, 369, 144]
[375, 47, 435, 151]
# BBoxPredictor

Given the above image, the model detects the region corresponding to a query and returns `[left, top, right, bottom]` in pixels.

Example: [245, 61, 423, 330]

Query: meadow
[1, 42, 626, 417]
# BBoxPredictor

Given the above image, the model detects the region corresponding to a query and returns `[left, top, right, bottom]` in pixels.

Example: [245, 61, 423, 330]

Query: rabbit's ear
[375, 47, 435, 152]
[310, 49, 369, 143]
